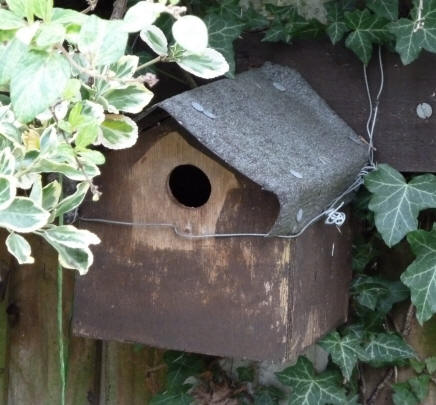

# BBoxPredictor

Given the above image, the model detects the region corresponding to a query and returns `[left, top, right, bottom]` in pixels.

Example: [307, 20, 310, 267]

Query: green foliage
[393, 375, 430, 405]
[401, 227, 436, 324]
[319, 331, 367, 381]
[0, 0, 229, 274]
[364, 164, 436, 247]
[276, 356, 346, 405]
[351, 275, 408, 313]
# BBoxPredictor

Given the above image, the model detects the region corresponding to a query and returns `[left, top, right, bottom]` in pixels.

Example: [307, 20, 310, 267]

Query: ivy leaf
[10, 50, 70, 123]
[262, 22, 290, 43]
[408, 375, 430, 402]
[401, 228, 436, 324]
[351, 276, 408, 313]
[78, 15, 128, 66]
[276, 356, 346, 405]
[352, 241, 377, 272]
[0, 9, 25, 29]
[425, 356, 436, 374]
[367, 0, 398, 21]
[253, 386, 284, 405]
[392, 383, 419, 405]
[325, 1, 349, 44]
[364, 333, 415, 366]
[344, 9, 390, 64]
[6, 232, 34, 264]
[176, 48, 229, 79]
[100, 114, 138, 150]
[364, 164, 436, 247]
[204, 14, 244, 77]
[388, 19, 424, 64]
[103, 83, 154, 114]
[0, 197, 49, 233]
[237, 366, 255, 382]
[319, 331, 367, 381]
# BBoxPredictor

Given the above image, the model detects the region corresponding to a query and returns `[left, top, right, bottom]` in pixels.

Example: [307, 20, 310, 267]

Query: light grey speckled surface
[155, 63, 368, 235]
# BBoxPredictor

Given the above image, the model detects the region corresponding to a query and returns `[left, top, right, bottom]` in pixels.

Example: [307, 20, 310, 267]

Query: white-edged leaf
[401, 228, 436, 324]
[10, 50, 70, 123]
[55, 182, 89, 218]
[35, 22, 65, 47]
[42, 225, 100, 249]
[6, 233, 34, 264]
[52, 8, 88, 25]
[100, 114, 138, 149]
[104, 83, 153, 114]
[0, 197, 49, 232]
[29, 175, 42, 205]
[0, 9, 25, 29]
[140, 25, 168, 56]
[5, 0, 33, 19]
[33, 0, 53, 21]
[0, 175, 16, 210]
[0, 38, 28, 87]
[123, 1, 165, 33]
[172, 15, 208, 53]
[176, 48, 229, 79]
[365, 164, 436, 247]
[78, 15, 128, 66]
[0, 147, 15, 175]
[41, 225, 100, 274]
[40, 125, 59, 154]
[109, 55, 139, 80]
[36, 158, 100, 181]
[42, 180, 61, 211]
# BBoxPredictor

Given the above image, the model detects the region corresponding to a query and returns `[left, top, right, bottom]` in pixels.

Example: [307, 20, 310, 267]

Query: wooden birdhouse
[73, 64, 367, 362]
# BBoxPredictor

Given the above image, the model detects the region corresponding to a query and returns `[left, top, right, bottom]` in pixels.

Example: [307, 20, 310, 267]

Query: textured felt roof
[154, 63, 367, 235]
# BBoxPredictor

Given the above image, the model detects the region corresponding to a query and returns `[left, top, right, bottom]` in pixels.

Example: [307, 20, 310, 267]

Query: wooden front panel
[73, 123, 296, 361]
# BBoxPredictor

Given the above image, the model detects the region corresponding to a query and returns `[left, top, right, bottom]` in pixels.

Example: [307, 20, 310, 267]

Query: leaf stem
[136, 56, 163, 73]
[57, 175, 66, 405]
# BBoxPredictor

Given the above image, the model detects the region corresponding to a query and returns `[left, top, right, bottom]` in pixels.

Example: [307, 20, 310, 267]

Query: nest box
[73, 64, 367, 361]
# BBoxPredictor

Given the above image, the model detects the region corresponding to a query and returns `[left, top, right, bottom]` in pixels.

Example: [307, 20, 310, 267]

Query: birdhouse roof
[150, 63, 367, 235]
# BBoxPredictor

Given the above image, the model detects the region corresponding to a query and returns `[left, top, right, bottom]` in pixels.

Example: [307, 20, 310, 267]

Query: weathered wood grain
[99, 342, 165, 405]
[73, 120, 352, 361]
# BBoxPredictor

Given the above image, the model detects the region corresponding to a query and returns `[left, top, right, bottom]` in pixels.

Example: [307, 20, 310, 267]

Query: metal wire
[80, 49, 385, 239]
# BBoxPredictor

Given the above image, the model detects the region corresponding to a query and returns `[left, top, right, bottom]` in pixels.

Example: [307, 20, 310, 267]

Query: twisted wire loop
[80, 48, 384, 240]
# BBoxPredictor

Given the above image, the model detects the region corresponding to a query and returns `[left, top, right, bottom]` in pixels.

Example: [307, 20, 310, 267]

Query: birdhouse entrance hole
[168, 164, 211, 208]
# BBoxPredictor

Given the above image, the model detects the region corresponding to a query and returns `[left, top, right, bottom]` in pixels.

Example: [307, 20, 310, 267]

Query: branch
[111, 0, 128, 20]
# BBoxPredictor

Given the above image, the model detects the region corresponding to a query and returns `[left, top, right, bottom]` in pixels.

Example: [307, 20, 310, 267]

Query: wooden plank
[5, 236, 101, 405]
[99, 342, 165, 405]
[236, 34, 436, 173]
